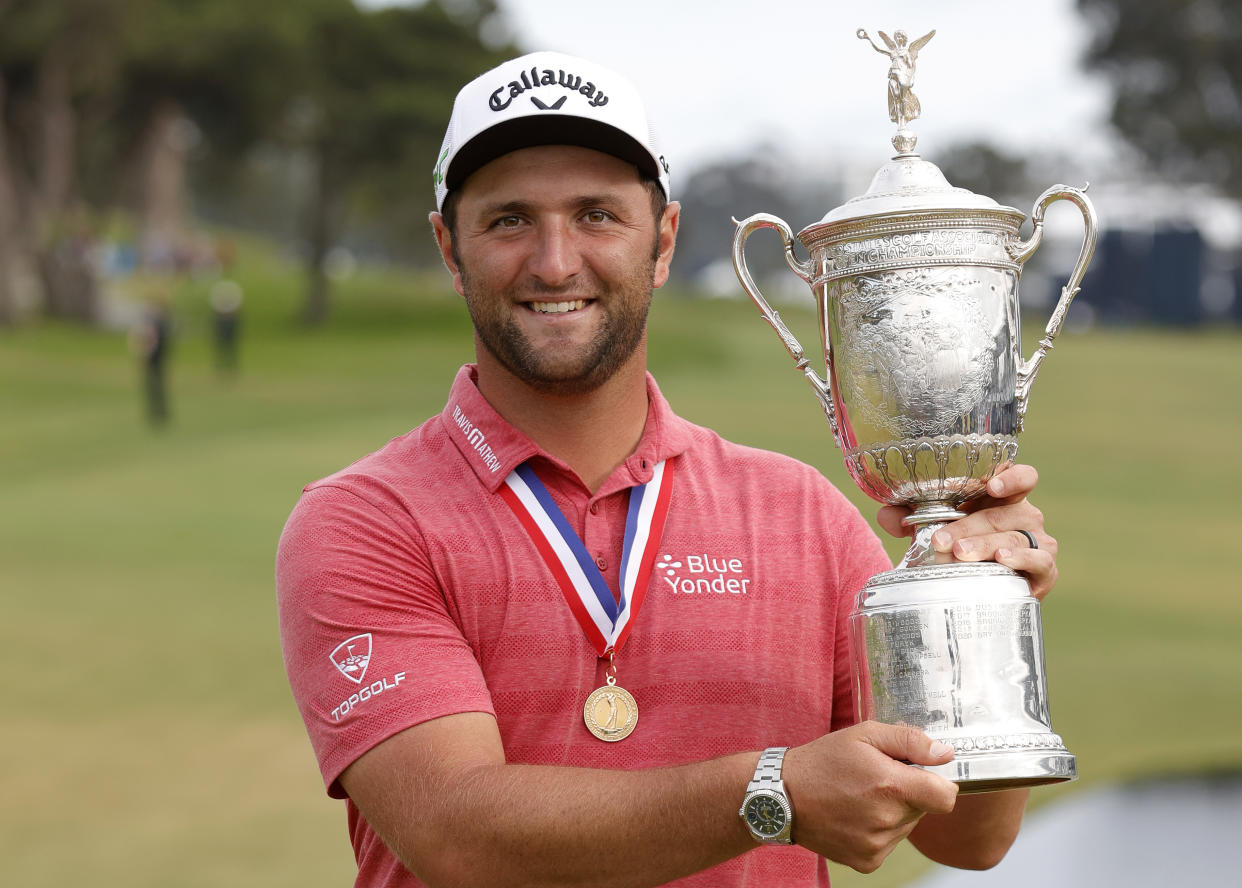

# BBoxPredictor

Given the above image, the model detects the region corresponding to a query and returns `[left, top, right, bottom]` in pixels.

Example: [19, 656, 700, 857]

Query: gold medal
[499, 461, 674, 745]
[584, 651, 638, 742]
[583, 682, 638, 742]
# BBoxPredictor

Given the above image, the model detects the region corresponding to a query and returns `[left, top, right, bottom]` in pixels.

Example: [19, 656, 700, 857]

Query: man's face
[432, 145, 678, 396]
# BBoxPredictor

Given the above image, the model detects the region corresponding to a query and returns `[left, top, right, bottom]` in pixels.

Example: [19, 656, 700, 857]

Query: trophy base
[852, 563, 1076, 794]
[924, 743, 1076, 794]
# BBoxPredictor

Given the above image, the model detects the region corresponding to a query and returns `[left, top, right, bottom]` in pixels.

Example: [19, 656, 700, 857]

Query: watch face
[744, 792, 788, 838]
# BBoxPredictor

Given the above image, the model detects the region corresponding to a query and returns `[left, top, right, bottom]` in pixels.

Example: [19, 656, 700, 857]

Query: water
[909, 773, 1242, 887]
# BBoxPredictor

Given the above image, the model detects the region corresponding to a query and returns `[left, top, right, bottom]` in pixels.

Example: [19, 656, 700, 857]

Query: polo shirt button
[589, 502, 599, 514]
[595, 556, 607, 570]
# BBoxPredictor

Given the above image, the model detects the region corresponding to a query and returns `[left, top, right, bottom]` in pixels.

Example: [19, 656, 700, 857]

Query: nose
[527, 221, 582, 287]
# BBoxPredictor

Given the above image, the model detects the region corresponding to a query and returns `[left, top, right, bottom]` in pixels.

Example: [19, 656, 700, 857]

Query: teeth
[530, 300, 587, 314]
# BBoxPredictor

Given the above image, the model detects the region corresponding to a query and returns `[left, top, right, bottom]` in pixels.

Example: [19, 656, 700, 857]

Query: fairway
[3, 263, 1240, 887]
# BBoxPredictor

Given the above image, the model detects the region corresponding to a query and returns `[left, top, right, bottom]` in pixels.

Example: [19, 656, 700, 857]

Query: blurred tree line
[0, 0, 514, 326]
[3, 0, 1239, 328]
[1079, 0, 1242, 198]
[1075, 0, 1242, 325]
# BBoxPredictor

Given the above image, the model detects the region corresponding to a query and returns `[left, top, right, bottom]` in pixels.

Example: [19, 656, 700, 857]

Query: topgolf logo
[330, 634, 372, 684]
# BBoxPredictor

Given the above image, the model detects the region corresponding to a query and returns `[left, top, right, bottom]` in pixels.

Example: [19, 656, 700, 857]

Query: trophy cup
[732, 28, 1098, 792]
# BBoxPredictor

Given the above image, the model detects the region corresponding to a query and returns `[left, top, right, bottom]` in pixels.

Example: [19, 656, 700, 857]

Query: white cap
[433, 51, 670, 211]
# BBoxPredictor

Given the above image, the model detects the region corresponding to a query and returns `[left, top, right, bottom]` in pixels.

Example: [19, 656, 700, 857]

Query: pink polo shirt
[277, 364, 892, 887]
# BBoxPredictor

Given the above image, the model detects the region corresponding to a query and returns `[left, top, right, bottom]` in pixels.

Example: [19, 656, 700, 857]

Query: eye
[583, 209, 611, 224]
[493, 215, 522, 229]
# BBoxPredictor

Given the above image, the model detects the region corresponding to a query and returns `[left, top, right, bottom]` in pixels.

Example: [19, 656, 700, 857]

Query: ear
[429, 211, 466, 297]
[652, 200, 681, 290]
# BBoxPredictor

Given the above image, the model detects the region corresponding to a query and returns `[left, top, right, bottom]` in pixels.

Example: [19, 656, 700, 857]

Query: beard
[459, 257, 656, 397]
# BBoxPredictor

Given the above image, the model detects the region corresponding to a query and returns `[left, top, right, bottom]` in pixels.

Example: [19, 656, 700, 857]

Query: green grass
[2, 255, 1240, 887]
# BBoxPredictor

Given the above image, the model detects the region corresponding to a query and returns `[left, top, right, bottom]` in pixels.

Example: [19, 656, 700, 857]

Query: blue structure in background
[1078, 226, 1211, 325]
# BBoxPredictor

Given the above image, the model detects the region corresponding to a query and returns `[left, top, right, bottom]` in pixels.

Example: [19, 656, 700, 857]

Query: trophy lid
[812, 27, 1021, 228]
[816, 154, 1010, 225]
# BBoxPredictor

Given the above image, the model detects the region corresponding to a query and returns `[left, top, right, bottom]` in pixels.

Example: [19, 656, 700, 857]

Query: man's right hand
[783, 721, 959, 873]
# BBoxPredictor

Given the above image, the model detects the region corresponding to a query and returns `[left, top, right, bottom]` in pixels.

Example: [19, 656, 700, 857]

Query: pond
[909, 773, 1242, 887]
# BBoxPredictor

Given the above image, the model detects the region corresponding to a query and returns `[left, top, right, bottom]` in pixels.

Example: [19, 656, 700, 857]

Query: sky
[490, 0, 1119, 179]
[373, 0, 1242, 243]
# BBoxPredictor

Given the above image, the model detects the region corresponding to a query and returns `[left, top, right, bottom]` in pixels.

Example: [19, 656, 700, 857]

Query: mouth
[527, 299, 589, 314]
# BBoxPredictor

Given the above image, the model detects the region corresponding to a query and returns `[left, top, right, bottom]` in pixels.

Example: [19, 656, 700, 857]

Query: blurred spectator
[209, 279, 244, 376]
[128, 298, 174, 426]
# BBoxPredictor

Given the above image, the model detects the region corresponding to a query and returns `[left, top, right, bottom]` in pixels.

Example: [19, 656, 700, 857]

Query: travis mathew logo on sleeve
[452, 404, 503, 473]
[489, 65, 610, 112]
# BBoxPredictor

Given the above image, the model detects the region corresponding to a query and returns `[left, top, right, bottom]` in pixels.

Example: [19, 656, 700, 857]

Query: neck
[475, 344, 651, 493]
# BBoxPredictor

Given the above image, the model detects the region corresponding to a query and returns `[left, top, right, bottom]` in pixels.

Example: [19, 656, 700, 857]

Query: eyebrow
[476, 199, 531, 218]
[474, 193, 627, 218]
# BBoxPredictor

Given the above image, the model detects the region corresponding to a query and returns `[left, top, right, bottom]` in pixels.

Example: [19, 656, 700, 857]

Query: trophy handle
[1009, 184, 1099, 430]
[731, 213, 838, 435]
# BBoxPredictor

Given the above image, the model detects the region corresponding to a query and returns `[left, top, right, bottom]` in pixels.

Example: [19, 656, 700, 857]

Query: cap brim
[445, 116, 660, 192]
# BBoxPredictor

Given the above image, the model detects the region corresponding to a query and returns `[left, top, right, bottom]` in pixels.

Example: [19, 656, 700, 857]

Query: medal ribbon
[499, 459, 675, 656]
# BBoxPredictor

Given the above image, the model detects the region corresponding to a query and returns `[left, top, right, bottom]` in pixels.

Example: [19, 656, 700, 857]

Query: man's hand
[783, 722, 958, 873]
[876, 463, 1059, 599]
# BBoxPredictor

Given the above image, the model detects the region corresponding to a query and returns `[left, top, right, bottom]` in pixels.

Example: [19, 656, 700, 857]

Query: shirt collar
[440, 364, 694, 494]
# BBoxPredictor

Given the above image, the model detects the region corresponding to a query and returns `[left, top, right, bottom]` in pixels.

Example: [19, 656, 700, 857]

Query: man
[277, 51, 1059, 887]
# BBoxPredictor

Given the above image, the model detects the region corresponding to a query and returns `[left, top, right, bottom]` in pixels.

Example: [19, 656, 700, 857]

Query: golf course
[3, 243, 1240, 887]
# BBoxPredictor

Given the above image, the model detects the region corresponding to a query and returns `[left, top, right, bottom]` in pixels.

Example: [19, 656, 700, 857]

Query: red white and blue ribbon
[498, 459, 675, 656]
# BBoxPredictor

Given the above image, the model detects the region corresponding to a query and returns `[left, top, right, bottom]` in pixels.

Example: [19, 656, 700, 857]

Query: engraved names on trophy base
[860, 596, 1047, 731]
[854, 584, 1073, 792]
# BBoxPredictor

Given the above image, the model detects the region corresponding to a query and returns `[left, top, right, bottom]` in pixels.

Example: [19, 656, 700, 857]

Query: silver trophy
[732, 28, 1097, 792]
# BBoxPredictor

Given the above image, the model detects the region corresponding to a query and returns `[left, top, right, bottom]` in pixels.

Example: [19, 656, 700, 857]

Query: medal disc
[583, 684, 638, 742]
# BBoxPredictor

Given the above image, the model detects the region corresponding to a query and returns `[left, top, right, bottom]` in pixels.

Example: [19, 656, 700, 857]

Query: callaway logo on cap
[433, 50, 670, 211]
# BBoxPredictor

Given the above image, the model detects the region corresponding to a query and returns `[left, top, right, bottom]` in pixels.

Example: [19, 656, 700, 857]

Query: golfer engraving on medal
[732, 27, 1098, 792]
[584, 684, 639, 742]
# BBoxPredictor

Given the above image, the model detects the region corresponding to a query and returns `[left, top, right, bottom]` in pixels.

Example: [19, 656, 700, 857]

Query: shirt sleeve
[276, 482, 495, 798]
[827, 492, 894, 734]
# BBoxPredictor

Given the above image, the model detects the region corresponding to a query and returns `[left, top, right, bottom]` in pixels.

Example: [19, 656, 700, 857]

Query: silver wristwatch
[738, 746, 794, 845]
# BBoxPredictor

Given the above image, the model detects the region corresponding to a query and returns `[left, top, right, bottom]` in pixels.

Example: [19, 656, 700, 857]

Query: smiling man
[277, 51, 1058, 888]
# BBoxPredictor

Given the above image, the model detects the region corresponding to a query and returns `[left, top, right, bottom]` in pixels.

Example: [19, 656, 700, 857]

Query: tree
[0, 0, 323, 322]
[673, 152, 844, 288]
[1078, 0, 1242, 194]
[0, 0, 515, 325]
[0, 0, 125, 322]
[106, 0, 326, 255]
[290, 0, 515, 324]
[931, 141, 1035, 210]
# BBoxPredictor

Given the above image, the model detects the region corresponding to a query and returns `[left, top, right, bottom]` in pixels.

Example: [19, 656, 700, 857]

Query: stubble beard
[459, 257, 656, 398]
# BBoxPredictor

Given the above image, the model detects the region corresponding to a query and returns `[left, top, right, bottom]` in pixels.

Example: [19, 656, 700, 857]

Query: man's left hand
[876, 464, 1058, 599]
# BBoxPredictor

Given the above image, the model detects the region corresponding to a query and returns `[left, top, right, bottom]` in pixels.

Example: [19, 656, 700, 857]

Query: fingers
[935, 526, 1056, 561]
[862, 721, 953, 767]
[931, 501, 1048, 558]
[983, 463, 1038, 502]
[876, 504, 913, 538]
[997, 545, 1059, 599]
[934, 517, 1060, 598]
[903, 771, 959, 818]
[860, 723, 959, 816]
[874, 464, 1060, 598]
[876, 464, 1041, 540]
[787, 723, 961, 873]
